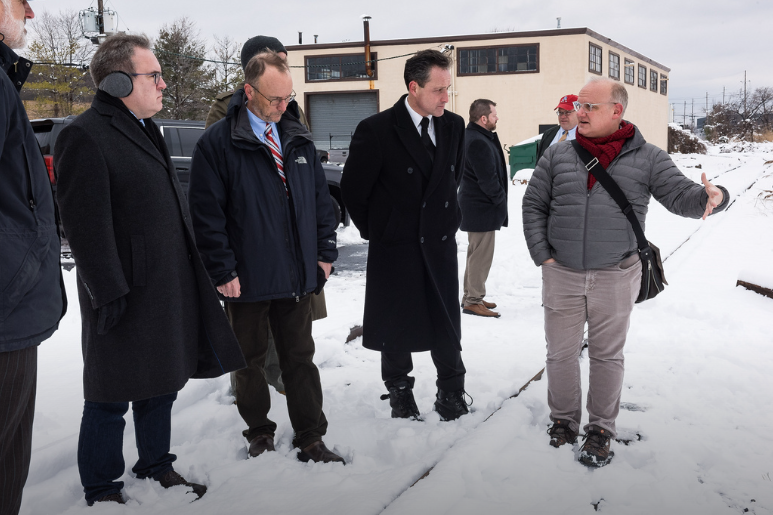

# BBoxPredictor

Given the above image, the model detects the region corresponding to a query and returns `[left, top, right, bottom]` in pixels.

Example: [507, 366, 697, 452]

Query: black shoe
[380, 385, 422, 420]
[434, 389, 471, 421]
[91, 492, 125, 505]
[156, 470, 207, 499]
[579, 425, 614, 468]
[547, 419, 577, 448]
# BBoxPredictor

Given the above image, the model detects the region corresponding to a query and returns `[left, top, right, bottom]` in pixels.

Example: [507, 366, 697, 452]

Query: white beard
[1, 15, 27, 49]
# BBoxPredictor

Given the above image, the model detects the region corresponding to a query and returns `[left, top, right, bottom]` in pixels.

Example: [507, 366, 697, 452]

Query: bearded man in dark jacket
[188, 51, 343, 464]
[341, 50, 470, 422]
[55, 35, 245, 505]
[0, 2, 66, 513]
[459, 99, 509, 319]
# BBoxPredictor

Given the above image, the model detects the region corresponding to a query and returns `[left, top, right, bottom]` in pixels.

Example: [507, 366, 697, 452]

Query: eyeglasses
[556, 109, 575, 116]
[131, 72, 163, 86]
[248, 84, 296, 106]
[573, 101, 618, 113]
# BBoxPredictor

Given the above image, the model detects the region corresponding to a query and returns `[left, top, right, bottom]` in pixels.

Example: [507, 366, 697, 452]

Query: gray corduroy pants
[542, 255, 641, 437]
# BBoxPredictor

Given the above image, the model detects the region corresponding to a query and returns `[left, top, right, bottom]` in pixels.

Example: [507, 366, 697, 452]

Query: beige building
[286, 27, 670, 152]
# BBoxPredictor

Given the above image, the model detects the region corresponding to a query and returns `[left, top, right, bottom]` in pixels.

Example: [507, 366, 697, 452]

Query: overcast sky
[27, 0, 771, 119]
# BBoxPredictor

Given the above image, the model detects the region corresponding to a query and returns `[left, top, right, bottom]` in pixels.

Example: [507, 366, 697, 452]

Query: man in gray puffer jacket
[522, 77, 728, 468]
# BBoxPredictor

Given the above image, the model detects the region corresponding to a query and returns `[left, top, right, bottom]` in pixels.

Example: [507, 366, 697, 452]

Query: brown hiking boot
[297, 441, 346, 465]
[156, 470, 207, 499]
[579, 425, 614, 468]
[462, 303, 500, 318]
[482, 300, 497, 309]
[547, 419, 577, 448]
[248, 434, 276, 457]
[93, 492, 125, 505]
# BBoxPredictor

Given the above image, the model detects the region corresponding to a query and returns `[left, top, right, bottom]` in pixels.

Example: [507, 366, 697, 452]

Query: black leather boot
[434, 389, 471, 421]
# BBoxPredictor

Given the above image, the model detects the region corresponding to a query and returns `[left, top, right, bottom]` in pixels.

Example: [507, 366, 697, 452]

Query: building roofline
[286, 27, 670, 73]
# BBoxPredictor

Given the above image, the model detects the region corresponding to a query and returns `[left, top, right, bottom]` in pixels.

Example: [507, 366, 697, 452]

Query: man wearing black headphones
[55, 34, 245, 506]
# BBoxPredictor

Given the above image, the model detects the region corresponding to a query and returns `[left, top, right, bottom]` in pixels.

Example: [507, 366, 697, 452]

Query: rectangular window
[608, 52, 620, 80]
[624, 59, 634, 84]
[589, 43, 602, 74]
[638, 64, 647, 88]
[458, 44, 539, 75]
[660, 74, 668, 95]
[305, 53, 377, 82]
[650, 70, 658, 92]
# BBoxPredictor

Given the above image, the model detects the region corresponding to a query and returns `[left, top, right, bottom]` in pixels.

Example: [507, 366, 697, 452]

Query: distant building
[286, 27, 671, 152]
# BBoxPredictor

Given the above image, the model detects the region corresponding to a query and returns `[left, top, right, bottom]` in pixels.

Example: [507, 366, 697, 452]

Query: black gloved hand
[314, 265, 334, 295]
[97, 296, 127, 335]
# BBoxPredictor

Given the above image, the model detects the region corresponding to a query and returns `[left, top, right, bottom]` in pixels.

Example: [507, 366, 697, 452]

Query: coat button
[420, 237, 424, 243]
[442, 235, 447, 241]
[445, 201, 449, 208]
[25, 62, 30, 67]
[407, 167, 413, 174]
[451, 165, 455, 172]
[422, 202, 426, 208]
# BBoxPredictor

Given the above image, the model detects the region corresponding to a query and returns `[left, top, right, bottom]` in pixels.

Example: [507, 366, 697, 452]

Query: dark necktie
[420, 117, 436, 162]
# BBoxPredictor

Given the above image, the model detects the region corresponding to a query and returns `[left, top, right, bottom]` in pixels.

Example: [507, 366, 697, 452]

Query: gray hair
[588, 77, 628, 116]
[89, 34, 151, 87]
[244, 50, 289, 87]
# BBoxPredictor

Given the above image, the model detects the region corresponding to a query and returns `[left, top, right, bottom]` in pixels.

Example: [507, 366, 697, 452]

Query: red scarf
[576, 121, 635, 190]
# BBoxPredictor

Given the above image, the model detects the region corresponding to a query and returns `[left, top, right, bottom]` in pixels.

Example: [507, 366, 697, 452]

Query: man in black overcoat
[341, 50, 470, 422]
[55, 35, 245, 506]
[459, 99, 509, 318]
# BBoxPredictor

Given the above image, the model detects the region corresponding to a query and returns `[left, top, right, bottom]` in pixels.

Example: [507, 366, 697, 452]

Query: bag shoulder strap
[571, 139, 648, 250]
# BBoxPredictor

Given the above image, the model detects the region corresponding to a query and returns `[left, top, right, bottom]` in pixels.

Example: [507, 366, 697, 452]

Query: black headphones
[98, 71, 133, 98]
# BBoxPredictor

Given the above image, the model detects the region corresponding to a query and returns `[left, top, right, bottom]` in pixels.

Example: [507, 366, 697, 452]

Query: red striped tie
[264, 126, 287, 195]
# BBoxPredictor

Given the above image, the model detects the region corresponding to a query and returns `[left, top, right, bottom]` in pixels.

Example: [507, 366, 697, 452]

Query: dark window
[162, 128, 181, 156]
[609, 52, 620, 80]
[660, 74, 668, 95]
[589, 43, 602, 74]
[178, 128, 204, 157]
[638, 64, 647, 89]
[624, 59, 634, 84]
[458, 44, 539, 75]
[305, 53, 377, 82]
[650, 70, 658, 92]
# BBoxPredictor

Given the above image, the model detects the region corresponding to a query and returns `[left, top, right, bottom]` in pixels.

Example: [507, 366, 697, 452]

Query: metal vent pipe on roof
[363, 15, 373, 77]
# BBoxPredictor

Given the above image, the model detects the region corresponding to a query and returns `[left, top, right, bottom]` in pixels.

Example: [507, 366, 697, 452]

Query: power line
[152, 48, 418, 68]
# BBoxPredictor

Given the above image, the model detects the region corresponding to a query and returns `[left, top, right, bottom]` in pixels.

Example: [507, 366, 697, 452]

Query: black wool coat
[55, 95, 245, 403]
[458, 122, 509, 233]
[536, 125, 560, 161]
[341, 95, 465, 353]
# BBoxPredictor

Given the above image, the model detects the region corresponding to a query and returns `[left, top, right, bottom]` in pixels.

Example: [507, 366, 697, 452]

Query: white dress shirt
[404, 97, 436, 145]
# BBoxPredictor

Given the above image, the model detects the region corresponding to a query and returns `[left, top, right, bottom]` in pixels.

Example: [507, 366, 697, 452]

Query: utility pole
[683, 100, 687, 126]
[723, 86, 725, 105]
[691, 99, 695, 130]
[97, 0, 104, 35]
[705, 92, 708, 114]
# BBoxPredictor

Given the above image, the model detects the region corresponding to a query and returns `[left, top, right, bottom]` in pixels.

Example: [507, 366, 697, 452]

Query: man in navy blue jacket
[189, 51, 343, 464]
[0, 1, 66, 513]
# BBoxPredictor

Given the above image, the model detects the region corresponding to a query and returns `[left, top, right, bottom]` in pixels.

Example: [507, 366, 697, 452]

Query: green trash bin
[506, 140, 538, 179]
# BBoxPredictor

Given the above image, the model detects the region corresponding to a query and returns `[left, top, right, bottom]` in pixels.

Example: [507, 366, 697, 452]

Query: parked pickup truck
[31, 116, 348, 227]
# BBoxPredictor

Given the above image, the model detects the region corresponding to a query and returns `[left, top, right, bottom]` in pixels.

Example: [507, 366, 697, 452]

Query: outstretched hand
[701, 173, 724, 220]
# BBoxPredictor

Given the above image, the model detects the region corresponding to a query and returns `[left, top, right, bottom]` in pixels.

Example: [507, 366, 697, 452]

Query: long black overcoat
[458, 122, 509, 232]
[341, 95, 465, 353]
[55, 95, 245, 403]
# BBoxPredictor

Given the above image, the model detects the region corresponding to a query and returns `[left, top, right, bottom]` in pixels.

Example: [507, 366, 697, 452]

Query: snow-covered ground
[20, 143, 773, 515]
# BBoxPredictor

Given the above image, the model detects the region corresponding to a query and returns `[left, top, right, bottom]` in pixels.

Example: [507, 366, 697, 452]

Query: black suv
[31, 117, 348, 226]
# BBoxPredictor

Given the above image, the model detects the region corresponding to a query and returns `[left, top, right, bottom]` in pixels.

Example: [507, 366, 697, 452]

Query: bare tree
[211, 35, 243, 96]
[705, 86, 773, 142]
[23, 10, 95, 117]
[155, 17, 215, 120]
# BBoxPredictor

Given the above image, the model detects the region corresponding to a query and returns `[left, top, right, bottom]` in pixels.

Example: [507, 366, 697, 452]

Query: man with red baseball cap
[537, 94, 579, 160]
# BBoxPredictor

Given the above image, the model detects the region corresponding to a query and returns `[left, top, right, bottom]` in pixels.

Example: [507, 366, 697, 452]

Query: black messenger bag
[571, 140, 667, 303]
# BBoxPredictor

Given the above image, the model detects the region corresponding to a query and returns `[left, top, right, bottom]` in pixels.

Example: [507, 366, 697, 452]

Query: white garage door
[307, 92, 378, 150]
